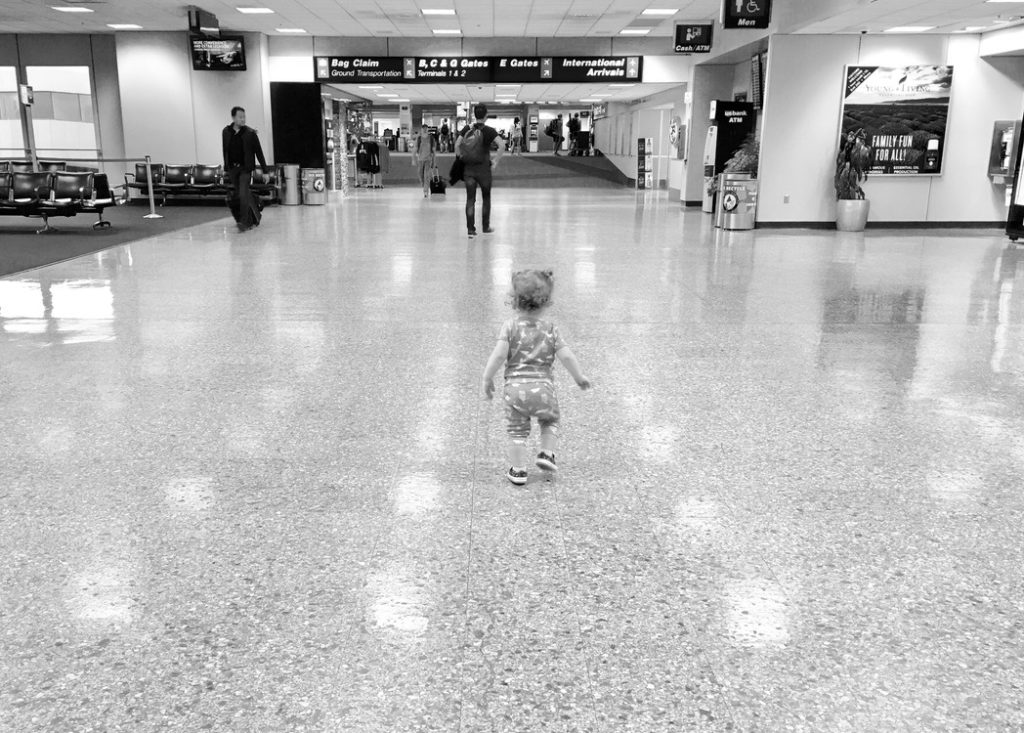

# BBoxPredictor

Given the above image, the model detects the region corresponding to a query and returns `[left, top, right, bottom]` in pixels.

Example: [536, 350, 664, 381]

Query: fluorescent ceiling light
[609, 83, 636, 87]
[642, 8, 679, 15]
[620, 28, 651, 34]
[237, 7, 275, 13]
[376, 93, 398, 97]
[593, 93, 611, 97]
[423, 8, 456, 14]
[276, 28, 307, 33]
[959, 25, 987, 31]
[52, 5, 94, 12]
[359, 85, 384, 89]
[884, 26, 934, 32]
[433, 29, 461, 34]
[108, 23, 143, 29]
[393, 98, 410, 102]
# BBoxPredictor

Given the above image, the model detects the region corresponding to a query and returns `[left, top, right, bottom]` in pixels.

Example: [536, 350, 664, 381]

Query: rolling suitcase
[429, 166, 446, 195]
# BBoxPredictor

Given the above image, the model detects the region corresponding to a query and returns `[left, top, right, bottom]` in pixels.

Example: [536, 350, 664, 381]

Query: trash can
[281, 164, 301, 206]
[716, 173, 757, 230]
[301, 168, 327, 205]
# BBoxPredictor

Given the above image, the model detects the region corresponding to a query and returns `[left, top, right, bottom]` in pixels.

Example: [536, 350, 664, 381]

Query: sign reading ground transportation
[314, 56, 643, 84]
[841, 65, 954, 175]
[674, 23, 714, 54]
[722, 0, 772, 29]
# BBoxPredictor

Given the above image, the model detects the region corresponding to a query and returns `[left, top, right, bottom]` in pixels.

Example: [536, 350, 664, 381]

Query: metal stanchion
[143, 155, 163, 220]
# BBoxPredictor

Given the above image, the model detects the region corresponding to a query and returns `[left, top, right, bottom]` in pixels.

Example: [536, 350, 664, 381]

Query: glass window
[32, 91, 54, 120]
[0, 66, 24, 156]
[26, 66, 97, 159]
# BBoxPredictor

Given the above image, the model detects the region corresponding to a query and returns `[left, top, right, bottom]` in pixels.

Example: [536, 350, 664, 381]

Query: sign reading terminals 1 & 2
[314, 56, 644, 84]
[722, 0, 772, 29]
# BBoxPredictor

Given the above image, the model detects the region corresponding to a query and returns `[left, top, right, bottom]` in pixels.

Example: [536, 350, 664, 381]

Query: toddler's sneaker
[506, 467, 528, 486]
[536, 452, 557, 472]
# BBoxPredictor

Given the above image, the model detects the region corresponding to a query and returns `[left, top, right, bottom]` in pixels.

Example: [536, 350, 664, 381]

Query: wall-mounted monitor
[190, 35, 246, 72]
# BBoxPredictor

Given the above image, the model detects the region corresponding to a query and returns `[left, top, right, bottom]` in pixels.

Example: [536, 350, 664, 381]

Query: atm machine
[701, 100, 756, 214]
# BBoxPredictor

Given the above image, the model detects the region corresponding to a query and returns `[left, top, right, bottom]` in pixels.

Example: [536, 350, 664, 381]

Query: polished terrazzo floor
[1, 187, 1023, 732]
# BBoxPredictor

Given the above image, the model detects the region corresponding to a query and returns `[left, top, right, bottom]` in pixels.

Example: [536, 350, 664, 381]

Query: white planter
[836, 199, 870, 232]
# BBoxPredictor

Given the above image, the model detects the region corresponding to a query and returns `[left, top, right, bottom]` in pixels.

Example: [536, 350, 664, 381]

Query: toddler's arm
[481, 340, 509, 399]
[556, 346, 592, 390]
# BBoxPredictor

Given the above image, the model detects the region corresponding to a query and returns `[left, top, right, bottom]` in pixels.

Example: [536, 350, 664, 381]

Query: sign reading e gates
[674, 23, 713, 54]
[314, 55, 643, 84]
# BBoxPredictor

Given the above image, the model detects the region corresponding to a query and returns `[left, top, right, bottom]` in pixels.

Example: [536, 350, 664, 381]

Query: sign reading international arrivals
[722, 0, 772, 29]
[840, 65, 954, 175]
[674, 23, 714, 53]
[314, 56, 643, 84]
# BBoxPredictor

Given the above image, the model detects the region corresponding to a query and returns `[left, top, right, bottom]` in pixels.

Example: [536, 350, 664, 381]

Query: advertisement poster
[841, 65, 954, 175]
[191, 36, 246, 71]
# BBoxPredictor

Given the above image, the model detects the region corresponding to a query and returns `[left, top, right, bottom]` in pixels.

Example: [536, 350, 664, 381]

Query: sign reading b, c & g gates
[313, 55, 643, 84]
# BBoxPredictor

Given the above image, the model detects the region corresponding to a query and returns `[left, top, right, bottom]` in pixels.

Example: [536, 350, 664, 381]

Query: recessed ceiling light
[393, 98, 410, 102]
[620, 28, 651, 34]
[884, 26, 934, 32]
[641, 8, 679, 15]
[359, 85, 384, 89]
[609, 83, 636, 87]
[593, 93, 612, 97]
[433, 28, 461, 34]
[422, 8, 456, 14]
[52, 5, 94, 12]
[237, 7, 275, 13]
[276, 28, 307, 33]
[376, 93, 398, 97]
[108, 23, 143, 29]
[958, 25, 987, 31]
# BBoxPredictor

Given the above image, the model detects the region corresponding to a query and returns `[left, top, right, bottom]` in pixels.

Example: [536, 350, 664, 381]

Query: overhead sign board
[191, 35, 246, 71]
[722, 0, 772, 29]
[314, 56, 643, 84]
[674, 23, 714, 53]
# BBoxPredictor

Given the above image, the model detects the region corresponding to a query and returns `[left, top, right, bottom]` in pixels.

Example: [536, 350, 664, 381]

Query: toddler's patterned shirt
[499, 316, 566, 383]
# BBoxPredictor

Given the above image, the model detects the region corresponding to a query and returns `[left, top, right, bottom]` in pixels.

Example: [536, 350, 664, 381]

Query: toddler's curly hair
[510, 269, 554, 312]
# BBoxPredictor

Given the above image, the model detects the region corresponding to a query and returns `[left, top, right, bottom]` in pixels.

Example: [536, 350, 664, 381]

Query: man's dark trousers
[227, 165, 261, 229]
[464, 168, 492, 233]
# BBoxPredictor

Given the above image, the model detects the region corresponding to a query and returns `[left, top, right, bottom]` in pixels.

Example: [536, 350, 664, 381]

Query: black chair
[10, 161, 33, 173]
[158, 164, 192, 205]
[38, 172, 93, 232]
[251, 168, 279, 203]
[0, 161, 9, 174]
[124, 162, 165, 199]
[38, 160, 68, 173]
[6, 172, 54, 233]
[80, 173, 116, 229]
[191, 164, 223, 195]
[0, 172, 11, 205]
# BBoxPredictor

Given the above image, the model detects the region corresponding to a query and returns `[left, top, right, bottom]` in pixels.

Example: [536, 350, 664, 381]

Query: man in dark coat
[222, 106, 268, 232]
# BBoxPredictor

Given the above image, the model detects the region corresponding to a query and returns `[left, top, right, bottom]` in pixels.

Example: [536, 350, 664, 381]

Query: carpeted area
[0, 202, 232, 278]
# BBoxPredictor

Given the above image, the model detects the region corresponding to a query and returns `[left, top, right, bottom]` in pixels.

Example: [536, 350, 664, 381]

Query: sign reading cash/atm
[314, 56, 643, 84]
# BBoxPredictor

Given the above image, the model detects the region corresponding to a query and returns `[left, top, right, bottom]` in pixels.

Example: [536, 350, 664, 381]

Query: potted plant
[710, 133, 760, 196]
[835, 128, 872, 232]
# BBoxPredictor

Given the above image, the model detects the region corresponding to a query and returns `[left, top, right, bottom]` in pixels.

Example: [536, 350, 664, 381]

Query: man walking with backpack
[456, 103, 503, 239]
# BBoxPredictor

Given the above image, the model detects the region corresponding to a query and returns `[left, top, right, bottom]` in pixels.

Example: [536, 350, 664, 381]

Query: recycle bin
[281, 164, 300, 206]
[301, 168, 327, 205]
[716, 172, 757, 230]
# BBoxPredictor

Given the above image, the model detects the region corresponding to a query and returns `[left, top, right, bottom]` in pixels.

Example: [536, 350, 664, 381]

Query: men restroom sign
[674, 23, 713, 54]
[722, 0, 772, 29]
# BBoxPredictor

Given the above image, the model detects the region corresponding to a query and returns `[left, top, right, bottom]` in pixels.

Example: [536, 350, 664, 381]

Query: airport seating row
[124, 163, 281, 206]
[0, 162, 116, 233]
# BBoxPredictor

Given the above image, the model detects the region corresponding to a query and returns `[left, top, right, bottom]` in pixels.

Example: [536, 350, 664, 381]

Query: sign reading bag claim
[314, 56, 643, 84]
[841, 65, 954, 176]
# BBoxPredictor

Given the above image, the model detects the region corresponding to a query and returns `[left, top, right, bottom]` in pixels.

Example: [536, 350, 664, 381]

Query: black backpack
[546, 120, 559, 137]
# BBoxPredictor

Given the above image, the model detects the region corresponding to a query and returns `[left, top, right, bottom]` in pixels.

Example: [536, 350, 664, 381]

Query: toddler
[482, 269, 591, 485]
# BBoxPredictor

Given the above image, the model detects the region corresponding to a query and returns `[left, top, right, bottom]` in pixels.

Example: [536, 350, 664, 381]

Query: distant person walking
[546, 114, 564, 155]
[510, 117, 524, 156]
[413, 123, 437, 198]
[456, 103, 503, 240]
[222, 106, 267, 233]
[440, 119, 452, 152]
[568, 113, 582, 155]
